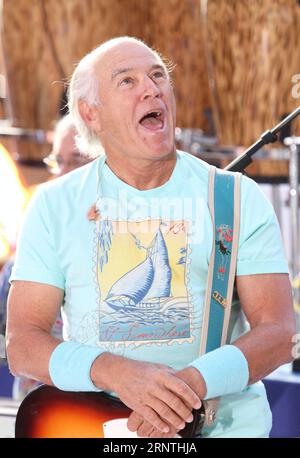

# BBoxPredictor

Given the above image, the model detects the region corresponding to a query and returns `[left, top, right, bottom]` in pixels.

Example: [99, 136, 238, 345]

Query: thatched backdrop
[0, 0, 299, 159]
[1, 0, 210, 160]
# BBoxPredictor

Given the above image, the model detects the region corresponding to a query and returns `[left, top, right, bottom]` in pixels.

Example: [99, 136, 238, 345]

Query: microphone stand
[225, 105, 300, 173]
[224, 106, 300, 373]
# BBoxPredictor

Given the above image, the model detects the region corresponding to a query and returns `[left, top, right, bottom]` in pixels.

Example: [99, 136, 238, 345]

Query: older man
[6, 37, 295, 438]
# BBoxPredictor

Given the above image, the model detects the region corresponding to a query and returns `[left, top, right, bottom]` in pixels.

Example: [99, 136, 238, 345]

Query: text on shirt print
[96, 219, 194, 346]
[216, 224, 233, 281]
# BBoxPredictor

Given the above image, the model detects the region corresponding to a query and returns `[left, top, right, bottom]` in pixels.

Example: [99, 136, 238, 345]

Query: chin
[144, 138, 176, 158]
[145, 146, 175, 161]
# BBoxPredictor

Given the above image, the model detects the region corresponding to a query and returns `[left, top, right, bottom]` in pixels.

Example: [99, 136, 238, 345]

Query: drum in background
[41, 0, 146, 79]
[145, 0, 212, 131]
[201, 0, 300, 147]
[0, 0, 64, 161]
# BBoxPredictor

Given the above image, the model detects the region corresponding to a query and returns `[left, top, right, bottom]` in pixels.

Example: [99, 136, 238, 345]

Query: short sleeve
[10, 187, 65, 289]
[237, 176, 289, 276]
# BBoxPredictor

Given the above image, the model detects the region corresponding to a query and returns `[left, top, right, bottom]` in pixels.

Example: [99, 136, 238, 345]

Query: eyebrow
[111, 67, 133, 80]
[111, 64, 167, 81]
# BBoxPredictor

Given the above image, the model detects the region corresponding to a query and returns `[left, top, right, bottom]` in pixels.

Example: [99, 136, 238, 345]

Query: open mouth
[139, 110, 165, 131]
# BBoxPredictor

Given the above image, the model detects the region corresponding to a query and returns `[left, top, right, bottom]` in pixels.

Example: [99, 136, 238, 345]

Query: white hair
[68, 36, 168, 158]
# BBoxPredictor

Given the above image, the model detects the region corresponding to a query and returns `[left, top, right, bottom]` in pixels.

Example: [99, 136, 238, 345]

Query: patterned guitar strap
[181, 166, 242, 438]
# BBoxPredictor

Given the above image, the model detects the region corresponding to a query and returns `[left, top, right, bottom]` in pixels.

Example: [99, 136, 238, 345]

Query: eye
[151, 71, 166, 79]
[119, 77, 134, 86]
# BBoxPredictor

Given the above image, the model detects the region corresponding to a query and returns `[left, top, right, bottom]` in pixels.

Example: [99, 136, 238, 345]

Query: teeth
[139, 109, 163, 124]
[148, 110, 161, 117]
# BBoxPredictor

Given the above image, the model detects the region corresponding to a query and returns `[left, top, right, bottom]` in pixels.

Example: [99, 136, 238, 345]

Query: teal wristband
[188, 344, 249, 399]
[49, 341, 105, 391]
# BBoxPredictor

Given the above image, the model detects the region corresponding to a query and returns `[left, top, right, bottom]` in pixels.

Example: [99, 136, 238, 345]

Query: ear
[78, 99, 103, 132]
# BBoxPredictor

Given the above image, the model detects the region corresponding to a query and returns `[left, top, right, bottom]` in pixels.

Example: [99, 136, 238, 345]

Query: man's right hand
[91, 353, 201, 433]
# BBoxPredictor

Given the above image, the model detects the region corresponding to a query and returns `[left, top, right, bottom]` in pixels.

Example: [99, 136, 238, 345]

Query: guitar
[15, 385, 205, 438]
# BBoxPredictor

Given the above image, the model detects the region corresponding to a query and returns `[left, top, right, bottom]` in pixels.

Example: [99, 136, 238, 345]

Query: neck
[105, 151, 177, 190]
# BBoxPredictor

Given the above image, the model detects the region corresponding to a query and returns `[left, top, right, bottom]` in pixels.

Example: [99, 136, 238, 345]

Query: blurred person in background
[44, 114, 94, 177]
[0, 114, 95, 400]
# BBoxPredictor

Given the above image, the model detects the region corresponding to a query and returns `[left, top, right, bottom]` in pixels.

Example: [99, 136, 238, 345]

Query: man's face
[94, 41, 177, 161]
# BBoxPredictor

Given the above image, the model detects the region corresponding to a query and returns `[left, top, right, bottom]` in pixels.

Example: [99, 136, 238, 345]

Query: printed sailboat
[105, 227, 172, 312]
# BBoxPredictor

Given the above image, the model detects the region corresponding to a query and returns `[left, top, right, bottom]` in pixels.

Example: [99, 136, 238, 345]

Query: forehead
[97, 42, 164, 79]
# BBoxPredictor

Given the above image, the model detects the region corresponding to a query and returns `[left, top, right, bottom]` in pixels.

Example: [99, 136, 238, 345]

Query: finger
[149, 426, 178, 438]
[136, 405, 170, 433]
[152, 386, 195, 423]
[163, 374, 202, 410]
[146, 397, 187, 431]
[136, 417, 179, 439]
[127, 411, 143, 432]
[137, 420, 155, 438]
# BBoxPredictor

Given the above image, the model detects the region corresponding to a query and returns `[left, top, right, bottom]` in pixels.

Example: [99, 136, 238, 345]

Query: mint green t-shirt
[11, 151, 288, 437]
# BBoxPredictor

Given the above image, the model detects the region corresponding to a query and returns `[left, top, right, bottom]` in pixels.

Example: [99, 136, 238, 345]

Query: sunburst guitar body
[15, 385, 201, 438]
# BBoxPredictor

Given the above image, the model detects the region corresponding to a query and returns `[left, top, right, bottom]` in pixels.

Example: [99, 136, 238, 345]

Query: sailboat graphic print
[97, 220, 191, 344]
[105, 227, 171, 312]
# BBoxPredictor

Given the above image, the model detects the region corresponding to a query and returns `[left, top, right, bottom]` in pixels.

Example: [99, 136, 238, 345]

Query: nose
[141, 75, 161, 100]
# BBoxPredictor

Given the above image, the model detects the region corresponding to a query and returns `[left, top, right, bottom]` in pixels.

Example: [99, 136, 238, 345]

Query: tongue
[140, 116, 163, 130]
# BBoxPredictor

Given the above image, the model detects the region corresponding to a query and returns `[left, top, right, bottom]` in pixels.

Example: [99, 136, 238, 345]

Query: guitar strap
[200, 166, 242, 354]
[185, 166, 241, 437]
